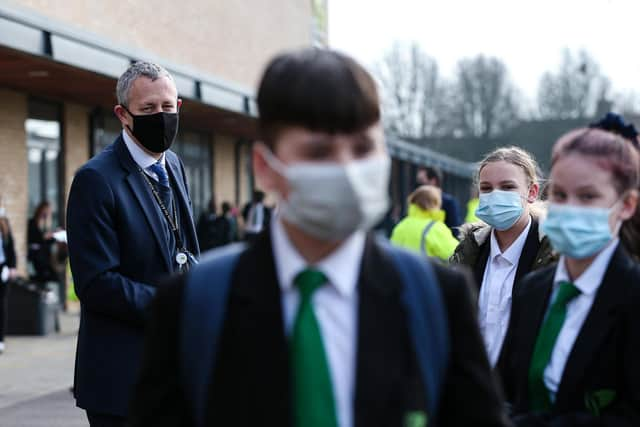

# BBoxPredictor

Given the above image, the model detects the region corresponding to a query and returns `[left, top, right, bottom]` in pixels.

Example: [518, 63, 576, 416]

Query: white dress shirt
[271, 218, 364, 427]
[122, 130, 166, 180]
[543, 239, 619, 402]
[478, 218, 531, 366]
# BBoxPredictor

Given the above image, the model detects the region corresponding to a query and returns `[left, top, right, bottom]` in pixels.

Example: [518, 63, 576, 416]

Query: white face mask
[263, 150, 391, 241]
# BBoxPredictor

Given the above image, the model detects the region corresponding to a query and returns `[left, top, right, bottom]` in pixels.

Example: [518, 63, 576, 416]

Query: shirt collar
[489, 216, 532, 265]
[553, 239, 619, 296]
[271, 218, 365, 298]
[122, 129, 165, 170]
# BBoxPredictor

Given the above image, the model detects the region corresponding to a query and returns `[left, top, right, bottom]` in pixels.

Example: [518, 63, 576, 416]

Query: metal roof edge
[0, 1, 255, 108]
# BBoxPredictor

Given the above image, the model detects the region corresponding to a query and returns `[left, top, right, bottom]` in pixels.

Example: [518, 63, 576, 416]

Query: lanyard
[138, 166, 185, 251]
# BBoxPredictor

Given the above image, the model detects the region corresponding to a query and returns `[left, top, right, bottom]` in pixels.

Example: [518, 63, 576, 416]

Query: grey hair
[116, 61, 174, 106]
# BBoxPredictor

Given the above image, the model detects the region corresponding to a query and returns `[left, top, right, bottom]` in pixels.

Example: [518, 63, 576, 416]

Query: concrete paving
[0, 304, 88, 426]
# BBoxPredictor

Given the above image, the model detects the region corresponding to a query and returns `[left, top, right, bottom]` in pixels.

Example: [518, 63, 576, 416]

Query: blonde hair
[409, 185, 442, 210]
[477, 146, 539, 187]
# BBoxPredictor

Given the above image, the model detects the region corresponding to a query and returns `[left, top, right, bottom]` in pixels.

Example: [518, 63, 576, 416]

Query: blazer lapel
[115, 137, 172, 272]
[165, 154, 199, 255]
[232, 229, 291, 422]
[553, 246, 629, 409]
[354, 237, 423, 426]
[514, 220, 542, 286]
[473, 240, 490, 293]
[513, 268, 555, 405]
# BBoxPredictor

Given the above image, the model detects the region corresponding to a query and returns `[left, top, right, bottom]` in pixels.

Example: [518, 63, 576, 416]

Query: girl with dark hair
[27, 201, 57, 283]
[503, 127, 640, 426]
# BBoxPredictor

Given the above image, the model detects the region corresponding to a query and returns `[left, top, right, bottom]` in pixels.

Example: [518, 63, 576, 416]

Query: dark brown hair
[256, 48, 380, 147]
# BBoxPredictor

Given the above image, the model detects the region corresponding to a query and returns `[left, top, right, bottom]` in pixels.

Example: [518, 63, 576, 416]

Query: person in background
[0, 199, 17, 354]
[503, 127, 640, 426]
[196, 198, 233, 252]
[27, 201, 57, 283]
[391, 185, 459, 261]
[221, 201, 238, 243]
[416, 166, 463, 236]
[242, 190, 270, 243]
[197, 197, 225, 251]
[450, 147, 556, 385]
[466, 185, 480, 223]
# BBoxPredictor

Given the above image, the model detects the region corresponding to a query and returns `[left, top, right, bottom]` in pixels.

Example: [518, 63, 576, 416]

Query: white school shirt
[478, 218, 531, 366]
[544, 239, 619, 402]
[271, 218, 364, 427]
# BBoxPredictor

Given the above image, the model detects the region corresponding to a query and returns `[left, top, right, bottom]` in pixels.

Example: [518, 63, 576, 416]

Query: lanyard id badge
[138, 166, 198, 273]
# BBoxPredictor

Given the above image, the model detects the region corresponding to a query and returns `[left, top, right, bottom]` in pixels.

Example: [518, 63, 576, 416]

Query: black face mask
[123, 106, 179, 153]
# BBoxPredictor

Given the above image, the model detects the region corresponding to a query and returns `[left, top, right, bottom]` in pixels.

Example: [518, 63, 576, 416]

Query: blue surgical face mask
[541, 203, 618, 259]
[475, 190, 524, 231]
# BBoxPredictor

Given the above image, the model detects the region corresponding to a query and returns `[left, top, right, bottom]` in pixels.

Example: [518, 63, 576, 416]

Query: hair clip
[589, 112, 639, 148]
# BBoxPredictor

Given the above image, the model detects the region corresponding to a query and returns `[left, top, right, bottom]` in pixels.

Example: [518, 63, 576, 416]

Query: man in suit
[416, 166, 463, 236]
[66, 61, 199, 426]
[128, 48, 509, 427]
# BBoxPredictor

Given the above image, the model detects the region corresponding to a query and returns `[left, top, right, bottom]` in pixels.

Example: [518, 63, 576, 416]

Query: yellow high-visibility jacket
[390, 204, 459, 261]
[465, 197, 480, 223]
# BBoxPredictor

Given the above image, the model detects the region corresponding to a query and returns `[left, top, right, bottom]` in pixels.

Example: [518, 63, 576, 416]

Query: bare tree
[537, 49, 609, 119]
[446, 55, 520, 139]
[374, 42, 448, 138]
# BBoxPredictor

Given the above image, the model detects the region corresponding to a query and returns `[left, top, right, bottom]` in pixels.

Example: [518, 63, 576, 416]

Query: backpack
[180, 240, 450, 427]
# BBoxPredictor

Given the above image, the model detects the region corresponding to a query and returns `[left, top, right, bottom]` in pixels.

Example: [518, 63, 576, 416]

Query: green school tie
[528, 280, 581, 412]
[291, 268, 339, 427]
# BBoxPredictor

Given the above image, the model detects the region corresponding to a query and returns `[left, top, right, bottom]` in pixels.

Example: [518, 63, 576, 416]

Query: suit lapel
[514, 220, 542, 286]
[231, 229, 290, 422]
[514, 268, 555, 402]
[473, 240, 490, 293]
[354, 237, 420, 426]
[115, 137, 172, 271]
[165, 154, 199, 254]
[553, 246, 629, 409]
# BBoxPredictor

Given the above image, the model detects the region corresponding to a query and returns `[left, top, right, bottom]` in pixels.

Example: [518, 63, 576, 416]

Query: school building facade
[0, 0, 332, 275]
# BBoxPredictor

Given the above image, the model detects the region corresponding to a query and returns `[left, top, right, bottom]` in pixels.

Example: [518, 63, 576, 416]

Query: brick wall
[62, 102, 90, 221]
[0, 89, 29, 274]
[214, 134, 236, 208]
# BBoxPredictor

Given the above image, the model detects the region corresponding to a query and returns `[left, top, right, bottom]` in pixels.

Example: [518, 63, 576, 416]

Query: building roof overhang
[0, 3, 258, 138]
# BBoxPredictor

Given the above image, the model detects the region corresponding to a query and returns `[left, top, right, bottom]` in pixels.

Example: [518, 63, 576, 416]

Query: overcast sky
[328, 0, 640, 104]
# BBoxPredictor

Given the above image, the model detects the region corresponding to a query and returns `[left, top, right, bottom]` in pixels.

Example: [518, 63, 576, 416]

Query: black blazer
[1, 222, 16, 269]
[473, 220, 545, 381]
[128, 230, 510, 427]
[502, 245, 640, 426]
[66, 136, 199, 417]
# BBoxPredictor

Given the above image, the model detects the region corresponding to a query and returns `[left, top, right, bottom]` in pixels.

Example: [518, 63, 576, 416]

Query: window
[26, 100, 62, 227]
[172, 131, 212, 219]
[91, 109, 121, 156]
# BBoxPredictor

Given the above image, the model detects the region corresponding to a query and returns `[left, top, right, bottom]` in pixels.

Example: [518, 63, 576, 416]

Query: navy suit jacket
[67, 136, 199, 416]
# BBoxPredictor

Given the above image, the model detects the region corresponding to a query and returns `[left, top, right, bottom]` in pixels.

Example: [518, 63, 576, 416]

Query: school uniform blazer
[466, 220, 553, 384]
[66, 136, 199, 417]
[502, 245, 640, 426]
[128, 229, 511, 427]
